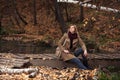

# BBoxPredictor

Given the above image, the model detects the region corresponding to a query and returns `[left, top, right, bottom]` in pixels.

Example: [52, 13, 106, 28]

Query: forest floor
[0, 53, 120, 80]
[0, 0, 120, 80]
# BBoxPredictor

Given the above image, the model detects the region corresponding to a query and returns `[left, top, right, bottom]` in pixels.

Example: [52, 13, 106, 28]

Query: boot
[82, 54, 93, 70]
[83, 59, 93, 70]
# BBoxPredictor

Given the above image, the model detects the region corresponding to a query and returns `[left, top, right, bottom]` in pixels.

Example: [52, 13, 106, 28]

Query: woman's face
[69, 25, 76, 34]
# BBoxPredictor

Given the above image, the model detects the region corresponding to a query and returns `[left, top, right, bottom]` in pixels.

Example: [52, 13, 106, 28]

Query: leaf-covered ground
[0, 66, 99, 80]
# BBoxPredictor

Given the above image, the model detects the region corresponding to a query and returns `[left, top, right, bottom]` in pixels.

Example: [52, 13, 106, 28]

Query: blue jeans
[68, 48, 87, 69]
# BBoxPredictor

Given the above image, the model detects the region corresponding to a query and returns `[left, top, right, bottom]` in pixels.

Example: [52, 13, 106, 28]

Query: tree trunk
[14, 0, 27, 25]
[10, 0, 20, 27]
[54, 0, 66, 33]
[33, 0, 37, 25]
[0, 14, 2, 34]
[0, 68, 38, 74]
[15, 8, 28, 26]
[79, 5, 84, 22]
[0, 68, 38, 78]
[64, 3, 69, 21]
[58, 0, 120, 13]
[11, 0, 27, 27]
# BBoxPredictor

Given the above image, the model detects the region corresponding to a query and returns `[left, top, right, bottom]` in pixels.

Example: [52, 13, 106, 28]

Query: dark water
[0, 39, 55, 54]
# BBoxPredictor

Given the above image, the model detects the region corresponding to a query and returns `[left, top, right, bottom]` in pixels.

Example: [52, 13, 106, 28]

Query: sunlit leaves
[0, 66, 99, 80]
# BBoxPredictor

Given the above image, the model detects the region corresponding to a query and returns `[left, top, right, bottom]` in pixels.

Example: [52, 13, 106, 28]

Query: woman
[56, 24, 89, 70]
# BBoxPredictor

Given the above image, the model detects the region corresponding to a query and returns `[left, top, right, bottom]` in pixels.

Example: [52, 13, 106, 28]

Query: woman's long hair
[67, 24, 79, 36]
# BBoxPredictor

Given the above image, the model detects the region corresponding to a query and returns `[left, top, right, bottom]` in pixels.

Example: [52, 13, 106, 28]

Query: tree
[64, 3, 70, 21]
[0, 3, 2, 31]
[79, 5, 84, 22]
[11, 0, 27, 27]
[54, 0, 66, 33]
[79, 0, 92, 22]
[0, 4, 2, 32]
[0, 14, 2, 34]
[0, 0, 5, 34]
[33, 0, 37, 25]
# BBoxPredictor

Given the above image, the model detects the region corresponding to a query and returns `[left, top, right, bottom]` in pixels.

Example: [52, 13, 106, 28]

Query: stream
[0, 39, 55, 54]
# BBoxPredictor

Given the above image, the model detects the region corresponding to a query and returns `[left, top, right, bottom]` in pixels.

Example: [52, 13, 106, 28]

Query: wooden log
[30, 58, 120, 69]
[57, 0, 120, 13]
[0, 68, 38, 78]
[0, 56, 30, 68]
[15, 53, 120, 60]
[1, 53, 120, 60]
[0, 53, 120, 69]
[0, 68, 38, 74]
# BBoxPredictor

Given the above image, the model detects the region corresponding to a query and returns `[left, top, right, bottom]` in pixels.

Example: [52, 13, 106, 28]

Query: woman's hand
[84, 50, 88, 57]
[63, 50, 69, 54]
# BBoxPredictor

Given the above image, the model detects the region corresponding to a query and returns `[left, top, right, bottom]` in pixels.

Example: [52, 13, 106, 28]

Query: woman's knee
[74, 48, 84, 57]
[71, 58, 82, 64]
